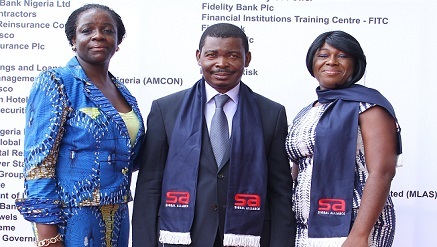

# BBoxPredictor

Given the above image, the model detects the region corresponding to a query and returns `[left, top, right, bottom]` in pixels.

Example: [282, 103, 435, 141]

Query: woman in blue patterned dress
[15, 4, 145, 247]
[286, 31, 402, 247]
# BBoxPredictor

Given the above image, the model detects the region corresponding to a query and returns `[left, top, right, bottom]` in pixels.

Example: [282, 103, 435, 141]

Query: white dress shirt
[204, 82, 239, 137]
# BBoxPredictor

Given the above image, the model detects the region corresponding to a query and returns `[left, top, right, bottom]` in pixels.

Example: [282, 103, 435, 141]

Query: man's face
[196, 36, 251, 93]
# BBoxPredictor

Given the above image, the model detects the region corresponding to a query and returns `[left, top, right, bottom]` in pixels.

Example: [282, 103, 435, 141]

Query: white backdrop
[1, 0, 436, 246]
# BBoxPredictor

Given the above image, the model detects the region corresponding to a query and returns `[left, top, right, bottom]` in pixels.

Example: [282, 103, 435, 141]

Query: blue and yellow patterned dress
[16, 57, 145, 247]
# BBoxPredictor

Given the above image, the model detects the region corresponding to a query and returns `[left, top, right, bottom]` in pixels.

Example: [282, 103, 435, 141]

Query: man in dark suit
[132, 23, 295, 247]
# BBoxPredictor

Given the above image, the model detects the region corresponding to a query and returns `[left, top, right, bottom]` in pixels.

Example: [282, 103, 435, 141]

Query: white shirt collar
[205, 81, 240, 104]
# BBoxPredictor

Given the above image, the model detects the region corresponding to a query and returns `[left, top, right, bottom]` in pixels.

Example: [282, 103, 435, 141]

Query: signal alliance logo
[317, 198, 346, 216]
[234, 193, 261, 211]
[165, 191, 190, 208]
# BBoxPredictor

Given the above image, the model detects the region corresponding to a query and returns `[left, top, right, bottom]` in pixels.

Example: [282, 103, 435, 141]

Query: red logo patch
[318, 198, 346, 213]
[166, 191, 190, 205]
[235, 194, 261, 207]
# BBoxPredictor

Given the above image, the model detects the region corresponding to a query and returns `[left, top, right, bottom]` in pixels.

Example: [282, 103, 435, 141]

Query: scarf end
[223, 233, 260, 247]
[308, 237, 347, 247]
[159, 230, 191, 245]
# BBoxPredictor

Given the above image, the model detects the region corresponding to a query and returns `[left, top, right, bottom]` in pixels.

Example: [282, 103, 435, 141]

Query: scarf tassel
[159, 230, 191, 245]
[223, 233, 260, 247]
[307, 237, 347, 247]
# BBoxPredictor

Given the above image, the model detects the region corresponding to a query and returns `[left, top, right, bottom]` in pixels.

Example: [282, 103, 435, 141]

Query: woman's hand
[342, 234, 368, 247]
[35, 223, 64, 247]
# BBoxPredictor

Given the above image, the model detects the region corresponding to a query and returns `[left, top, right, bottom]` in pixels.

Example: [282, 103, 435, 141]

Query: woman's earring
[116, 47, 120, 52]
[71, 44, 76, 51]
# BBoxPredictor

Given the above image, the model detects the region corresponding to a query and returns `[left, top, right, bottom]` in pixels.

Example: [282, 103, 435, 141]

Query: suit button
[217, 174, 225, 179]
[211, 204, 218, 210]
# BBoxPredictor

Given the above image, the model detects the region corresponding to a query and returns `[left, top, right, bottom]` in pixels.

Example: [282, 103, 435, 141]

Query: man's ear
[245, 51, 252, 67]
[196, 50, 201, 66]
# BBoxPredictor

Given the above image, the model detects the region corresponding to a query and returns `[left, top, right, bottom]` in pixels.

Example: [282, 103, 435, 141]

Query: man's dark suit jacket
[132, 85, 295, 247]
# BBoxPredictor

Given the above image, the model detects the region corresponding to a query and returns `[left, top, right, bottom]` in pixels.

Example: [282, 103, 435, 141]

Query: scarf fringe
[308, 237, 347, 247]
[159, 230, 191, 245]
[396, 153, 403, 167]
[223, 233, 260, 247]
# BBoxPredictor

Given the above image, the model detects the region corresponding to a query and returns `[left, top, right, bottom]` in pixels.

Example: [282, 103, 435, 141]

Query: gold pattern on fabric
[100, 204, 119, 247]
[26, 163, 56, 180]
[78, 188, 101, 206]
[26, 105, 72, 180]
[80, 107, 101, 119]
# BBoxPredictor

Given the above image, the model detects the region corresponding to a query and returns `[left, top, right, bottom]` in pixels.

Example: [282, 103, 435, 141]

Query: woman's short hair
[306, 30, 366, 86]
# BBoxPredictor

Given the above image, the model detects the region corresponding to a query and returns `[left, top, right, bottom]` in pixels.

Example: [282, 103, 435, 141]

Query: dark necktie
[210, 94, 230, 166]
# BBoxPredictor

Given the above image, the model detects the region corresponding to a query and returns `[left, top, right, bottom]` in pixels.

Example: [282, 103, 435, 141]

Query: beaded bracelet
[35, 233, 63, 247]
